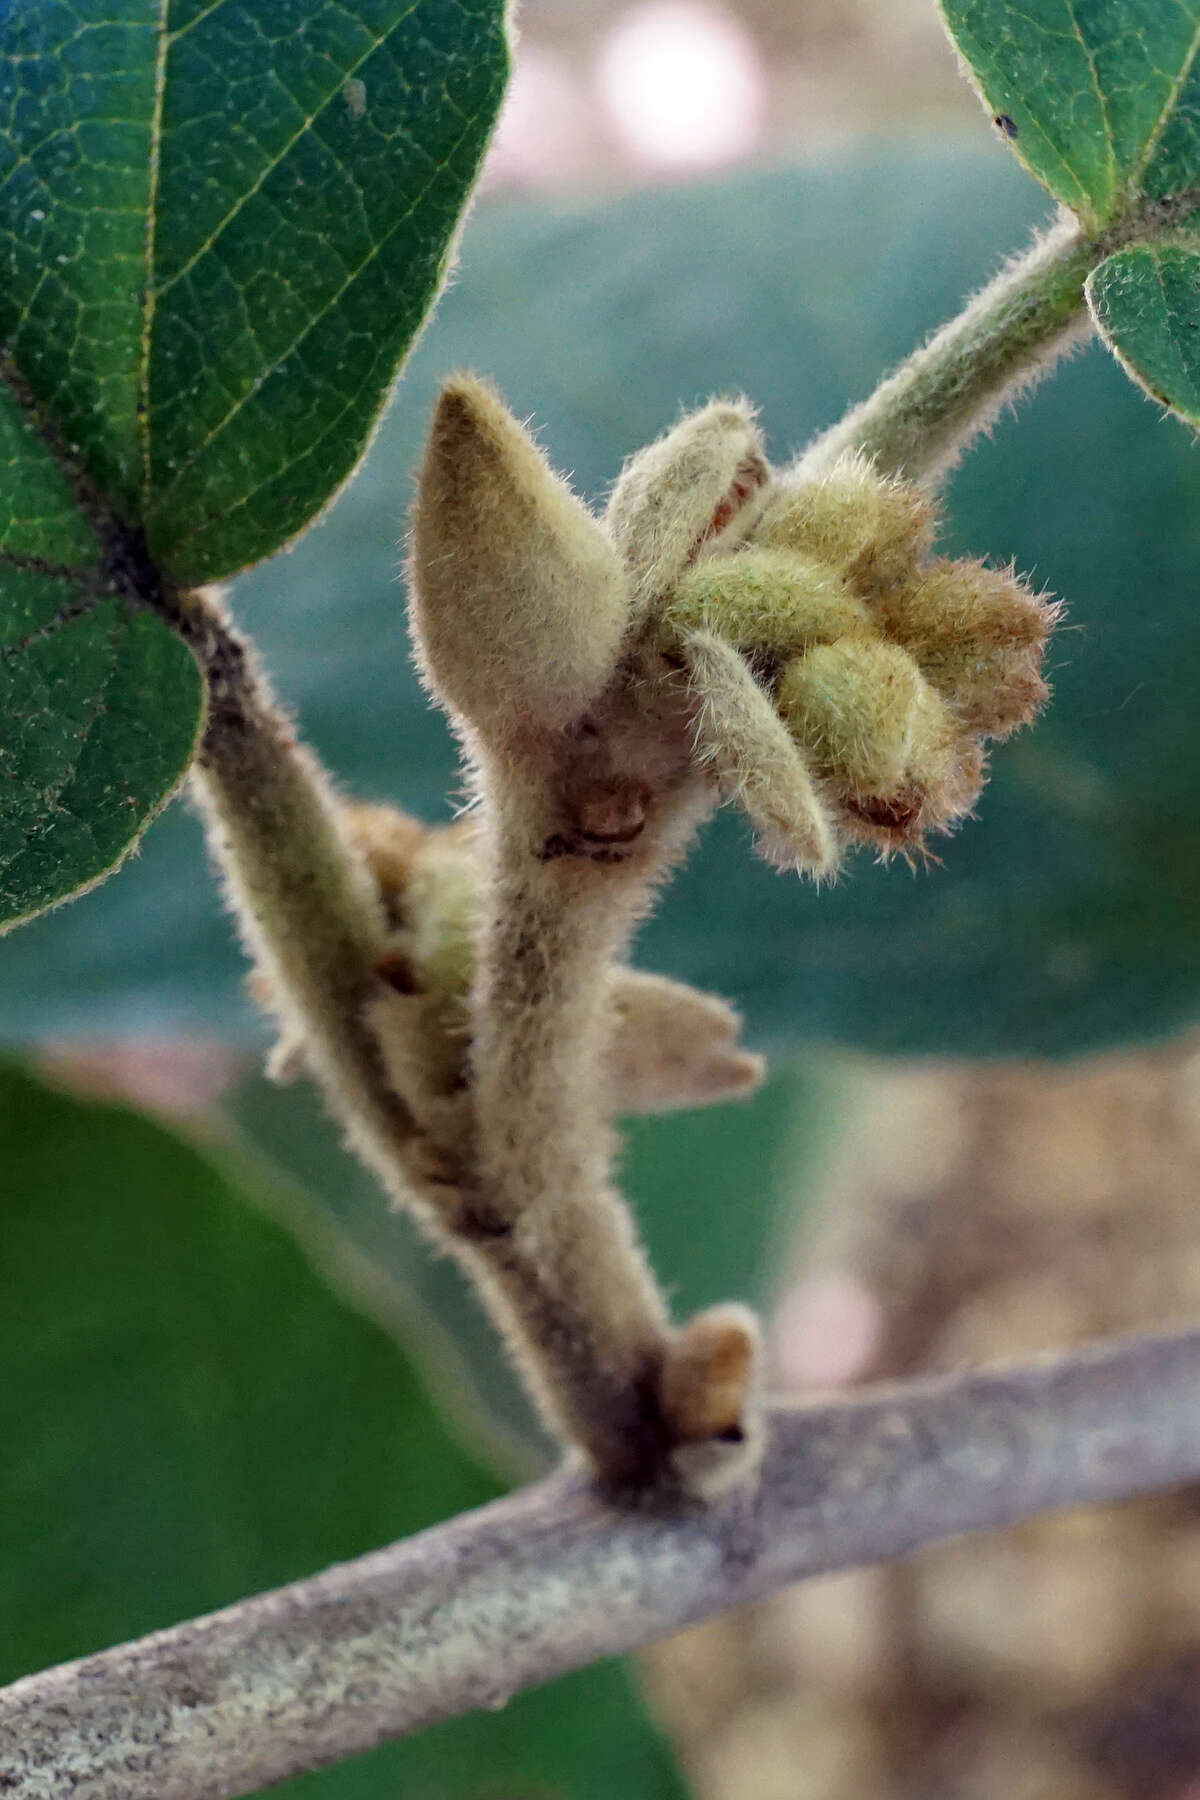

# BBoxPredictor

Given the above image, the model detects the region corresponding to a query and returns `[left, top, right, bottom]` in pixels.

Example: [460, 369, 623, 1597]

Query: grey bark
[4, 1321, 1200, 1799]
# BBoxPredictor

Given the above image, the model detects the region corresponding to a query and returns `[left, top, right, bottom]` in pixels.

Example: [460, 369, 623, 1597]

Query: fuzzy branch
[798, 213, 1096, 483]
[166, 572, 767, 1495]
[798, 189, 1200, 486]
[6, 1321, 1200, 1800]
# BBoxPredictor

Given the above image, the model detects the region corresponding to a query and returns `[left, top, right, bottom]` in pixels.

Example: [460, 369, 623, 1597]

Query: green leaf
[0, 579, 203, 930]
[0, 382, 99, 566]
[1, 1057, 689, 1800]
[0, 2, 157, 510]
[3, 147, 1200, 1057]
[229, 1059, 840, 1469]
[144, 0, 509, 581]
[0, 0, 509, 581]
[0, 373, 203, 930]
[0, 0, 505, 921]
[228, 1068, 549, 1471]
[939, 0, 1200, 227]
[1086, 242, 1200, 420]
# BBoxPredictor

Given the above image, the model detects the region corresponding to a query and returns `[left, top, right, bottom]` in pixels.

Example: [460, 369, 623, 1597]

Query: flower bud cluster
[624, 426, 1057, 870]
[401, 378, 1056, 1490]
[411, 377, 1056, 876]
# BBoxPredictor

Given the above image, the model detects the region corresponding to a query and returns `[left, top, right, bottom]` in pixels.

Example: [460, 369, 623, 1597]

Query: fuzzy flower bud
[408, 378, 1054, 870]
[757, 449, 934, 590]
[648, 445, 1056, 865]
[605, 398, 770, 613]
[410, 375, 630, 740]
[876, 557, 1058, 738]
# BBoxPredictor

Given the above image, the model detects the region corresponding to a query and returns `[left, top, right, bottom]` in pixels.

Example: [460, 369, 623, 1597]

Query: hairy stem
[6, 1320, 1200, 1800]
[172, 586, 751, 1490]
[799, 211, 1097, 484]
[465, 778, 675, 1481]
[173, 588, 660, 1473]
[173, 588, 419, 1167]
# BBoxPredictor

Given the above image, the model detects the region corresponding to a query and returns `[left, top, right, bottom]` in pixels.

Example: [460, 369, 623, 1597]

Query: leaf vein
[152, 2, 420, 303]
[147, 96, 492, 519]
[141, 0, 171, 511]
[0, 591, 108, 664]
[0, 612, 119, 880]
[1129, 5, 1200, 194]
[1061, 0, 1117, 204]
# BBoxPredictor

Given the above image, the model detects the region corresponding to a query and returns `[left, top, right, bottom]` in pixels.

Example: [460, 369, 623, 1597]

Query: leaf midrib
[139, 0, 171, 516]
[143, 102, 494, 539]
[1126, 2, 1200, 201]
[147, 8, 413, 308]
[137, 0, 442, 521]
[1061, 0, 1118, 214]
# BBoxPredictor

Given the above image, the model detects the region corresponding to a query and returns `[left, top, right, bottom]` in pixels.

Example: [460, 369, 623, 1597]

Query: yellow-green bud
[878, 558, 1058, 738]
[410, 376, 629, 740]
[649, 445, 1050, 858]
[778, 639, 959, 827]
[665, 548, 871, 655]
[759, 450, 934, 593]
[685, 627, 836, 874]
[605, 397, 769, 612]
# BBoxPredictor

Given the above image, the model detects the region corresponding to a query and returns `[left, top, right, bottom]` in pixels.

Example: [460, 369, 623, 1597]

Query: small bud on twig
[399, 380, 1056, 1490]
[605, 397, 770, 614]
[644, 447, 1056, 865]
[411, 376, 629, 741]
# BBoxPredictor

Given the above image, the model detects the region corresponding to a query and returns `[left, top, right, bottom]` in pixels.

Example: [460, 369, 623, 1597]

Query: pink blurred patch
[772, 1272, 884, 1390]
[39, 1037, 244, 1119]
[594, 2, 766, 172]
[481, 46, 601, 192]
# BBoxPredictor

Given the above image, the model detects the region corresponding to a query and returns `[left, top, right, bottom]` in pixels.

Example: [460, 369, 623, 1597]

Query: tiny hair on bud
[664, 548, 870, 656]
[686, 629, 837, 875]
[762, 450, 934, 591]
[606, 398, 770, 611]
[877, 558, 1057, 738]
[410, 375, 629, 739]
[778, 639, 952, 799]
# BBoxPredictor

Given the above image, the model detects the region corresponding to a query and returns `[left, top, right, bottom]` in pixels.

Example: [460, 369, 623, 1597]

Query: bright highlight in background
[595, 1, 766, 171]
[483, 46, 596, 190]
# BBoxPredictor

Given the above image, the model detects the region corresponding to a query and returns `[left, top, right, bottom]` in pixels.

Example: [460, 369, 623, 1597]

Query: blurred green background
[5, 149, 1199, 1060]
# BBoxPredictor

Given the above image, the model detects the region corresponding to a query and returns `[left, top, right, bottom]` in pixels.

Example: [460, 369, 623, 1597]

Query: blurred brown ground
[645, 1044, 1200, 1800]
